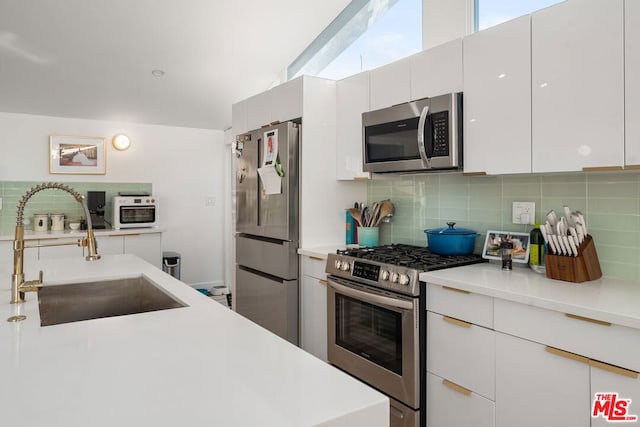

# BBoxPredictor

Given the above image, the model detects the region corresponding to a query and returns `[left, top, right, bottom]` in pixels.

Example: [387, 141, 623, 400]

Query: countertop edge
[0, 227, 164, 241]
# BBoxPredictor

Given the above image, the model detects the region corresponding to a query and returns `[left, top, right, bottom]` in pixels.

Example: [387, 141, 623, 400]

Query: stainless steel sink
[38, 276, 187, 327]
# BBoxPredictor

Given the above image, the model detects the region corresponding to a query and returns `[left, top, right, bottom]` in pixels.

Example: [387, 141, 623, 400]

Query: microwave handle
[417, 106, 431, 167]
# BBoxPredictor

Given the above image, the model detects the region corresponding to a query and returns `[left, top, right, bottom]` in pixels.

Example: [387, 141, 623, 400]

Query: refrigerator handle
[256, 136, 262, 227]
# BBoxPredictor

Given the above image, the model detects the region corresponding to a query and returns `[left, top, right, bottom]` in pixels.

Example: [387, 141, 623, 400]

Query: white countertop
[0, 255, 387, 427]
[298, 245, 357, 259]
[420, 263, 640, 330]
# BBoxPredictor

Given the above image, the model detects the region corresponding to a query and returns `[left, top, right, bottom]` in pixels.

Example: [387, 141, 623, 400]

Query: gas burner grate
[337, 244, 485, 271]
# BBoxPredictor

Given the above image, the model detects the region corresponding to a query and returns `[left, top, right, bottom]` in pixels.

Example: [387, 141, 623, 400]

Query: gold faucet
[10, 182, 101, 304]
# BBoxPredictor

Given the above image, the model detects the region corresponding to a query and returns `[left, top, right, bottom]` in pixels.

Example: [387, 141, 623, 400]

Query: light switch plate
[512, 201, 535, 225]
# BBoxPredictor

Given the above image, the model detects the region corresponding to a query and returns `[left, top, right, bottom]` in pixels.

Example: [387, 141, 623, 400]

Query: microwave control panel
[431, 111, 450, 157]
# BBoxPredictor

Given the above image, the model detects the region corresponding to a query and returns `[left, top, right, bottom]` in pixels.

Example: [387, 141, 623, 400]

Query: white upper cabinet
[625, 0, 640, 169]
[463, 16, 532, 175]
[369, 57, 411, 111]
[410, 38, 463, 100]
[231, 99, 248, 136]
[245, 77, 304, 132]
[531, 0, 624, 173]
[269, 77, 304, 123]
[336, 71, 370, 180]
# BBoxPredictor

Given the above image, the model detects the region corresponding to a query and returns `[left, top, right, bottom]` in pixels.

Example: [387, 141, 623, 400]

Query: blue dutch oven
[423, 222, 480, 256]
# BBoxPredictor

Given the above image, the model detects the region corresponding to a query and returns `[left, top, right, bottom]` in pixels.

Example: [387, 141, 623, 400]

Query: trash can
[162, 251, 181, 280]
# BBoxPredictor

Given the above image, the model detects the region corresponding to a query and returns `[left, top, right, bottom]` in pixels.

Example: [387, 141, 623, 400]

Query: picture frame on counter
[482, 230, 530, 263]
[49, 135, 106, 175]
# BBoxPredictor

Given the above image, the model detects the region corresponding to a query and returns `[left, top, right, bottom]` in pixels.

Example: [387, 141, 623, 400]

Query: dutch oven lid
[425, 222, 477, 235]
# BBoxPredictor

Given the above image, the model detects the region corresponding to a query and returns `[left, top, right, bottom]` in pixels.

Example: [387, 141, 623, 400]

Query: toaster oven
[108, 196, 159, 229]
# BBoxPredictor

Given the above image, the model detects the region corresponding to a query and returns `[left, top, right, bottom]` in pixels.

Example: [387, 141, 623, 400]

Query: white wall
[0, 112, 225, 288]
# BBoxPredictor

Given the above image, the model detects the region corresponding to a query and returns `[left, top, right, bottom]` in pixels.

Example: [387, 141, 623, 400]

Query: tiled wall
[367, 171, 640, 281]
[0, 181, 152, 235]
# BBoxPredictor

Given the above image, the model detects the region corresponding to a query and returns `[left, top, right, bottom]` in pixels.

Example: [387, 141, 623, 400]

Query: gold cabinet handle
[442, 379, 472, 396]
[565, 313, 612, 327]
[625, 164, 640, 170]
[353, 176, 370, 181]
[582, 166, 624, 172]
[589, 360, 639, 379]
[318, 279, 328, 286]
[442, 286, 470, 294]
[120, 233, 141, 237]
[545, 346, 589, 364]
[462, 171, 487, 176]
[443, 316, 472, 328]
[309, 256, 324, 261]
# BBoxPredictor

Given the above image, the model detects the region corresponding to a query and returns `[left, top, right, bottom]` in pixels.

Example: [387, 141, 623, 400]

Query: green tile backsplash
[0, 181, 152, 235]
[368, 171, 640, 281]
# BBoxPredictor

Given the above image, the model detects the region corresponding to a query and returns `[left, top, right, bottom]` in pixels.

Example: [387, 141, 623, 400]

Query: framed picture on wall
[49, 135, 106, 175]
[482, 230, 530, 263]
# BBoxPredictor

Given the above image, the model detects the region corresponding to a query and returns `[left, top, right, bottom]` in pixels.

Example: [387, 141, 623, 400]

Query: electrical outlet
[205, 196, 216, 207]
[512, 201, 535, 225]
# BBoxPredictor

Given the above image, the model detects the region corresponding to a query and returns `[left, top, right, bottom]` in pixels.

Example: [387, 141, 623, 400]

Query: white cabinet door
[591, 362, 640, 426]
[531, 0, 624, 173]
[336, 71, 370, 180]
[95, 235, 124, 256]
[300, 274, 328, 362]
[410, 38, 463, 101]
[232, 100, 248, 136]
[270, 77, 303, 123]
[300, 255, 328, 361]
[123, 233, 162, 269]
[495, 332, 590, 427]
[38, 238, 84, 260]
[369, 57, 411, 111]
[625, 0, 640, 169]
[463, 15, 531, 175]
[245, 91, 272, 132]
[426, 372, 495, 427]
[427, 312, 495, 400]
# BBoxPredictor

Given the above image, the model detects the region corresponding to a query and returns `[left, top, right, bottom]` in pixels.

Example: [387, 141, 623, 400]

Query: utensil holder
[545, 235, 602, 283]
[357, 227, 379, 247]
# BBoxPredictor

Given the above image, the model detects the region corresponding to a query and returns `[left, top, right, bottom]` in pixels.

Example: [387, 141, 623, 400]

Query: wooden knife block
[545, 236, 602, 283]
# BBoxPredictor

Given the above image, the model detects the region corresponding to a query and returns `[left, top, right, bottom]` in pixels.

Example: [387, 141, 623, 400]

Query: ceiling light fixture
[112, 134, 131, 151]
[151, 69, 165, 77]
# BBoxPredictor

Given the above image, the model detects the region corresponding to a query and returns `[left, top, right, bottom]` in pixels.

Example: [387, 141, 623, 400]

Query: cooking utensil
[348, 208, 363, 226]
[423, 222, 480, 256]
[374, 200, 394, 226]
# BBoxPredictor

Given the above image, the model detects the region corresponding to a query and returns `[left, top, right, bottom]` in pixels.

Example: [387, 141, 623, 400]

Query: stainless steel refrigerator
[234, 121, 300, 344]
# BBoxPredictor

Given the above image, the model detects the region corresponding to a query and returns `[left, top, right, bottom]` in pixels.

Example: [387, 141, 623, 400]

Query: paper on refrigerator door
[257, 165, 282, 195]
[262, 129, 278, 167]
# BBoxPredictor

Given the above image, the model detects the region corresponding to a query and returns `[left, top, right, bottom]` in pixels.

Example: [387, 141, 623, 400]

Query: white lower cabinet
[38, 238, 84, 259]
[426, 372, 495, 427]
[123, 233, 162, 269]
[96, 232, 161, 269]
[495, 332, 591, 427]
[95, 235, 124, 256]
[300, 255, 327, 362]
[590, 361, 640, 426]
[0, 240, 13, 273]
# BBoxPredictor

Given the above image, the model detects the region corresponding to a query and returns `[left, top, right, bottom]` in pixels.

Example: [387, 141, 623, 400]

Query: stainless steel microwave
[362, 92, 462, 173]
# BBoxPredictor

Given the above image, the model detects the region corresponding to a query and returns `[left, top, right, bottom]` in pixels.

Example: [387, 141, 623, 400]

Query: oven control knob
[380, 270, 390, 281]
[340, 261, 351, 272]
[334, 260, 342, 270]
[398, 274, 410, 286]
[390, 272, 399, 283]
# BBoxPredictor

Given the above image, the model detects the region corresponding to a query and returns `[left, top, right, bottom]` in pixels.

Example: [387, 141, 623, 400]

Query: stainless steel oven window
[335, 293, 403, 375]
[120, 206, 156, 224]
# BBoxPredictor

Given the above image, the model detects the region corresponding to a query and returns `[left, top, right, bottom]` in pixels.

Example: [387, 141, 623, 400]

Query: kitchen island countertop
[420, 263, 640, 330]
[0, 254, 388, 427]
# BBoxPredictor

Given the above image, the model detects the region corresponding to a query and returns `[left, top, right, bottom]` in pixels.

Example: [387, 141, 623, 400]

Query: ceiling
[0, 0, 350, 130]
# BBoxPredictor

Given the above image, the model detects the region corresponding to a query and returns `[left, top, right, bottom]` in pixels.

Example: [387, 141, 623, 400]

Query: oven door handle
[329, 280, 414, 311]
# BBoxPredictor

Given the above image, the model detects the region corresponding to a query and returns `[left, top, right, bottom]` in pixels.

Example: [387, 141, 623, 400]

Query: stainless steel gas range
[325, 244, 486, 427]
